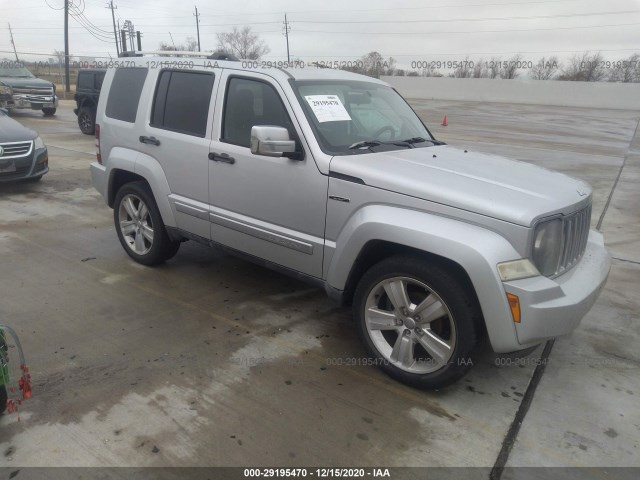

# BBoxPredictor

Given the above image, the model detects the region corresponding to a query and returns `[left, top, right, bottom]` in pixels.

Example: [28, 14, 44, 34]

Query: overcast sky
[2, 0, 639, 69]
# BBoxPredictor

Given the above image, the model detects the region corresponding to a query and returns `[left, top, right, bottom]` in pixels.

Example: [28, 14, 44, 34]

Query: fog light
[36, 152, 48, 165]
[507, 293, 521, 323]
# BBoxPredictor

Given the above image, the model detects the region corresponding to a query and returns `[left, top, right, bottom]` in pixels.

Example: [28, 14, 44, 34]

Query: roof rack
[119, 50, 240, 61]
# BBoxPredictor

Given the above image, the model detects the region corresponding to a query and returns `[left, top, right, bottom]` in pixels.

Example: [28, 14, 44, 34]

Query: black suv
[74, 69, 105, 135]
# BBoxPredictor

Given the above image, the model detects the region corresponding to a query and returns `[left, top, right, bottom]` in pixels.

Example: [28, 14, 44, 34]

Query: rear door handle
[139, 136, 160, 146]
[208, 152, 235, 164]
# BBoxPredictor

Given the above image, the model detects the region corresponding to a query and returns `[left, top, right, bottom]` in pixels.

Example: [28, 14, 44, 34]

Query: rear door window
[105, 67, 148, 123]
[151, 70, 214, 137]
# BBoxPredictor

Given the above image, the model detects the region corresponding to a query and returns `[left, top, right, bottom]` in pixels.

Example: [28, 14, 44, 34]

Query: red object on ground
[442, 115, 448, 126]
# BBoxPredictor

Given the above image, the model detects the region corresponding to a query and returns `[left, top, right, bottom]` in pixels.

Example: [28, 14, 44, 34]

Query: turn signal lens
[507, 293, 521, 323]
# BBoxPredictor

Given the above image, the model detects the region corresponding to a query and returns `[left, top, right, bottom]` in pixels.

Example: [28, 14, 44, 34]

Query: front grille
[0, 141, 33, 159]
[13, 87, 54, 96]
[557, 204, 592, 275]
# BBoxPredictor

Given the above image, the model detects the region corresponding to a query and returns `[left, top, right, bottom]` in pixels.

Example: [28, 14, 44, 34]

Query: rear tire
[42, 108, 56, 116]
[77, 107, 96, 134]
[113, 181, 180, 266]
[0, 385, 6, 415]
[353, 255, 482, 389]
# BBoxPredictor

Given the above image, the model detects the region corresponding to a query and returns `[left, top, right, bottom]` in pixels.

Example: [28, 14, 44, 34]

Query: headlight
[0, 84, 12, 95]
[34, 136, 46, 150]
[497, 259, 540, 281]
[532, 218, 563, 277]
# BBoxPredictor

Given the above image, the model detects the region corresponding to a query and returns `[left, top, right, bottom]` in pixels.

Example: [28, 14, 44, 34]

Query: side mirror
[250, 126, 299, 158]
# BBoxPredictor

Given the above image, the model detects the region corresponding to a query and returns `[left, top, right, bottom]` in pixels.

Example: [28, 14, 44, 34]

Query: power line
[293, 10, 640, 24]
[294, 21, 640, 36]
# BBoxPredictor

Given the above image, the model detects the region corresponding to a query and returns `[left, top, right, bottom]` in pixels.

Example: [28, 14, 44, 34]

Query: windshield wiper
[399, 137, 446, 146]
[349, 140, 382, 149]
[348, 139, 412, 150]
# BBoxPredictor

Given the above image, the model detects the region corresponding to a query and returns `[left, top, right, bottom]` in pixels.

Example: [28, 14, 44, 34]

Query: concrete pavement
[0, 99, 638, 474]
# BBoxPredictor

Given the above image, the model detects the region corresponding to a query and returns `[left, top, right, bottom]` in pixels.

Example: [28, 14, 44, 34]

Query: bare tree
[216, 27, 270, 60]
[472, 58, 488, 78]
[52, 49, 65, 65]
[452, 56, 474, 78]
[420, 64, 442, 77]
[608, 53, 640, 83]
[342, 52, 395, 78]
[487, 57, 501, 79]
[499, 54, 522, 79]
[159, 36, 199, 52]
[558, 52, 606, 81]
[530, 56, 560, 80]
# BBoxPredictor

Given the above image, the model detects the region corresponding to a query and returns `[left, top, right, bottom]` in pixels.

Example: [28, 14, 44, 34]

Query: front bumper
[503, 229, 610, 346]
[2, 94, 58, 110]
[0, 145, 49, 182]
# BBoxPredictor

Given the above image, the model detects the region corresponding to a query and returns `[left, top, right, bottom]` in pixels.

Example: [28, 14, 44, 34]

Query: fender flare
[106, 148, 176, 228]
[326, 205, 523, 352]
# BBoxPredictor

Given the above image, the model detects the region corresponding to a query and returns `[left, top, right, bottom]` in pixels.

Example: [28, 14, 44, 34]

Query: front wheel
[42, 108, 56, 116]
[353, 255, 482, 389]
[113, 182, 180, 266]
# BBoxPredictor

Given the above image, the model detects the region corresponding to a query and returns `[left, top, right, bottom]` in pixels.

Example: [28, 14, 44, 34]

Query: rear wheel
[42, 107, 56, 116]
[353, 255, 481, 389]
[113, 182, 180, 265]
[77, 107, 96, 134]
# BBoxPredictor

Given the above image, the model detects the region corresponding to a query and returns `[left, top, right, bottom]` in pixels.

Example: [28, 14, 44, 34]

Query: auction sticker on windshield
[304, 95, 352, 123]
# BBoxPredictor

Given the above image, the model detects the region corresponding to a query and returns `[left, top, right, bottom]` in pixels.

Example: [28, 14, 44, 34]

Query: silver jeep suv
[90, 55, 610, 389]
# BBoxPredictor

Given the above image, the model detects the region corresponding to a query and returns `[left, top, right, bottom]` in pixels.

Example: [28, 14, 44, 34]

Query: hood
[0, 112, 37, 143]
[329, 145, 592, 227]
[0, 76, 54, 89]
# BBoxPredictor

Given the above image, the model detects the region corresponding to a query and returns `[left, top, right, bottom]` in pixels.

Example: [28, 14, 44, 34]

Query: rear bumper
[503, 230, 610, 347]
[90, 161, 108, 203]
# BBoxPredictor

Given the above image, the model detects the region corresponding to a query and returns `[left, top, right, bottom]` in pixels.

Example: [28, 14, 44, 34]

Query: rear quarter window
[105, 68, 148, 123]
[77, 72, 93, 90]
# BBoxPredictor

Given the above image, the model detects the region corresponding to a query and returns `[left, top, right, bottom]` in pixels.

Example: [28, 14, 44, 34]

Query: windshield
[292, 80, 434, 155]
[0, 65, 35, 78]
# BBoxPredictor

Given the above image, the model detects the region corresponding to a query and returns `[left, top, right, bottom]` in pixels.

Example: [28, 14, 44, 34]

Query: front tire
[353, 255, 482, 389]
[42, 108, 56, 116]
[113, 181, 180, 266]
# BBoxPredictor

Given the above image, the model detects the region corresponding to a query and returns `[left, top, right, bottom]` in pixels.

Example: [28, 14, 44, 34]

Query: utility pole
[169, 31, 177, 50]
[106, 1, 120, 57]
[194, 6, 201, 52]
[64, 0, 70, 93]
[282, 13, 291, 63]
[7, 23, 19, 61]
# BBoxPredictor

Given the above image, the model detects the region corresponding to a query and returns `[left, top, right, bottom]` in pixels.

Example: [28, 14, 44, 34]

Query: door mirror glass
[250, 126, 298, 158]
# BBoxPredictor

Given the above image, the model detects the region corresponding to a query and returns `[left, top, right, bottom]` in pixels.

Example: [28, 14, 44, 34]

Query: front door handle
[139, 136, 160, 146]
[208, 152, 235, 164]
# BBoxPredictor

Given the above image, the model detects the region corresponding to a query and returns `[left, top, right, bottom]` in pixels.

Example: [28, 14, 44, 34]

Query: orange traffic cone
[441, 115, 448, 126]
